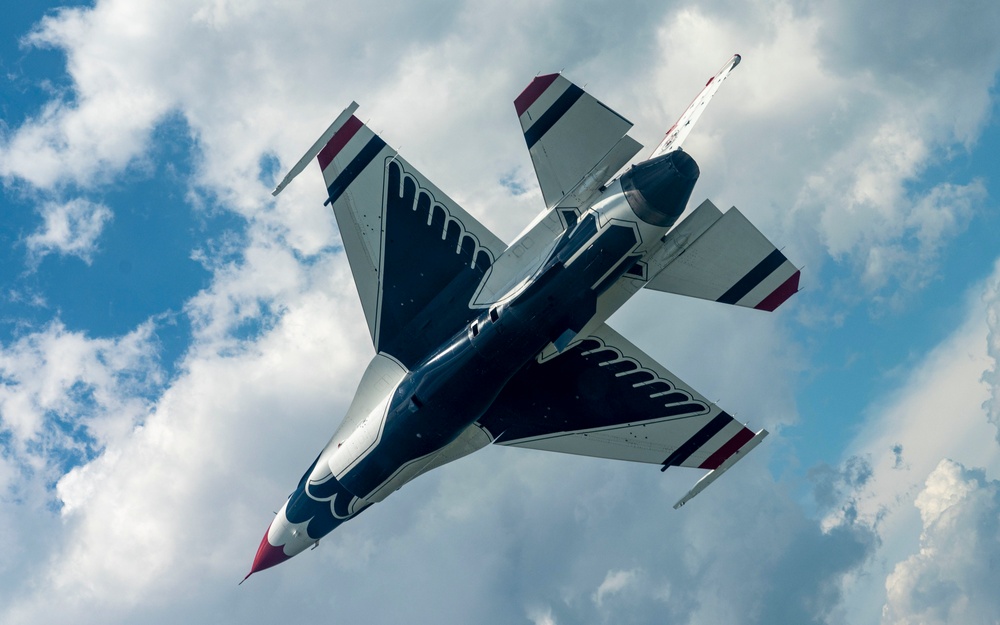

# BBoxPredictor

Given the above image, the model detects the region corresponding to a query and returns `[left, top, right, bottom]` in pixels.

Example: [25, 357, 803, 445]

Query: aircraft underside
[245, 53, 799, 580]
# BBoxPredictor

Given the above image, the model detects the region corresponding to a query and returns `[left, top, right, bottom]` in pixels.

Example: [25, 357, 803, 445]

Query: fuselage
[248, 149, 700, 575]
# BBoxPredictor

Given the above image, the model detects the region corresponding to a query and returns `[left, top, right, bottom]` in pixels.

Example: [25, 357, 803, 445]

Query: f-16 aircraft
[245, 54, 799, 580]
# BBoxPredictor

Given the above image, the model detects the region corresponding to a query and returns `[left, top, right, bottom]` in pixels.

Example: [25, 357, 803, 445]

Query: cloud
[810, 454, 874, 525]
[0, 249, 370, 623]
[0, 319, 162, 602]
[592, 568, 640, 607]
[645, 2, 998, 306]
[882, 459, 1000, 625]
[825, 261, 1000, 625]
[2, 0, 992, 299]
[24, 198, 113, 265]
[0, 320, 161, 480]
[984, 260, 1000, 441]
[526, 606, 558, 625]
[0, 5, 170, 190]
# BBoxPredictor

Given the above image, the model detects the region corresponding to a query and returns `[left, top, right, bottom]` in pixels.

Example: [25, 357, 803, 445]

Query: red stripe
[514, 73, 560, 117]
[754, 269, 800, 312]
[699, 427, 755, 470]
[317, 116, 364, 172]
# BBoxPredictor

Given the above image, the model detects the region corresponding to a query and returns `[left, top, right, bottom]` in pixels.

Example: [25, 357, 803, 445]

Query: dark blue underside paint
[292, 153, 702, 538]
[337, 210, 647, 499]
[285, 470, 368, 538]
[478, 337, 709, 445]
[376, 160, 493, 368]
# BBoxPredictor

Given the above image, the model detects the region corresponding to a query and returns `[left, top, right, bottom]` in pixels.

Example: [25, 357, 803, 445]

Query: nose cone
[241, 502, 315, 582]
[620, 150, 700, 227]
[246, 523, 292, 578]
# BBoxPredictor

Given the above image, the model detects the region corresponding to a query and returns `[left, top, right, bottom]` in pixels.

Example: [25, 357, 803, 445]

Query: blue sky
[2, 1, 1000, 624]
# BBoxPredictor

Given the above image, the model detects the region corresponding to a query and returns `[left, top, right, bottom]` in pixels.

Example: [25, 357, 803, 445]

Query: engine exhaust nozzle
[620, 150, 699, 228]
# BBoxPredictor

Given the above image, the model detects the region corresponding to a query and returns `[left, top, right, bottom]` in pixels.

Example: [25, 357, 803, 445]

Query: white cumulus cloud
[592, 568, 639, 607]
[25, 198, 113, 265]
[830, 261, 1000, 625]
[882, 459, 1000, 625]
[984, 261, 1000, 442]
[0, 320, 161, 475]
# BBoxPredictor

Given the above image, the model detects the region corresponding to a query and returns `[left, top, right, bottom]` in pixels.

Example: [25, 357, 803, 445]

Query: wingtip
[753, 269, 801, 312]
[271, 101, 361, 198]
[672, 428, 768, 509]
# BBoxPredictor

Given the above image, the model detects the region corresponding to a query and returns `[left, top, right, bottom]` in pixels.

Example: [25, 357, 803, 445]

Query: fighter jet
[245, 54, 799, 580]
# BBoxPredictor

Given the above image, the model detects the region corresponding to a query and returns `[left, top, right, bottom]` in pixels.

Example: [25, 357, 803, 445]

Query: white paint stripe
[272, 102, 359, 196]
[682, 418, 744, 467]
[518, 74, 572, 126]
[735, 260, 798, 308]
[319, 124, 378, 188]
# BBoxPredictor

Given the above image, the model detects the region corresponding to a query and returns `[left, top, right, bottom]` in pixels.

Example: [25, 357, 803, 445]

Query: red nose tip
[242, 524, 291, 583]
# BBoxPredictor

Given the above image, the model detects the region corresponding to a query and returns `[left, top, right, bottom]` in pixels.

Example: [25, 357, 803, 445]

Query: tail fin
[648, 54, 741, 160]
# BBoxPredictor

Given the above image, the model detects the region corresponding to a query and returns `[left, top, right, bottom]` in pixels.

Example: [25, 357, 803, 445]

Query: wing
[515, 74, 642, 209]
[645, 199, 800, 311]
[276, 104, 507, 368]
[477, 323, 766, 487]
[649, 53, 742, 159]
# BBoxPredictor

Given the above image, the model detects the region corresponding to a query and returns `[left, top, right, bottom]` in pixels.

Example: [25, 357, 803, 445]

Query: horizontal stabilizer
[645, 200, 800, 311]
[673, 428, 768, 508]
[515, 74, 641, 209]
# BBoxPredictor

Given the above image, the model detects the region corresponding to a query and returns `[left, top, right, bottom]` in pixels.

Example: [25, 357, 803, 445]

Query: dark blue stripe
[660, 412, 732, 470]
[716, 248, 787, 305]
[325, 135, 387, 206]
[523, 85, 583, 149]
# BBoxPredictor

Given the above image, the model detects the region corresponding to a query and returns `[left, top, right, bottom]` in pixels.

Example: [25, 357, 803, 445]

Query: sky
[1, 1, 1000, 623]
